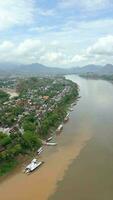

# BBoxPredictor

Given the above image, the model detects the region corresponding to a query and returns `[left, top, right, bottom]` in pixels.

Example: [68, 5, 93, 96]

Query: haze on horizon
[0, 0, 113, 68]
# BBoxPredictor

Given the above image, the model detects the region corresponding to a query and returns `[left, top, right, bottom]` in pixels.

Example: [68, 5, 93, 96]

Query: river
[49, 75, 113, 200]
[1, 75, 113, 200]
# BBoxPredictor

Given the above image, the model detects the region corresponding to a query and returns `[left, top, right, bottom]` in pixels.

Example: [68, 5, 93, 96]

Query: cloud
[86, 35, 113, 56]
[30, 25, 57, 33]
[1, 35, 113, 67]
[0, 38, 67, 66]
[58, 0, 112, 10]
[0, 0, 55, 31]
[0, 39, 42, 63]
[0, 33, 113, 67]
[0, 0, 36, 30]
[16, 39, 41, 55]
[71, 54, 87, 63]
[40, 52, 65, 63]
[70, 35, 113, 65]
[37, 8, 56, 16]
[0, 41, 14, 50]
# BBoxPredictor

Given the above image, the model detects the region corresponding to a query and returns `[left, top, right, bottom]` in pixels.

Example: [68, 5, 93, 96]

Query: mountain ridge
[0, 62, 113, 77]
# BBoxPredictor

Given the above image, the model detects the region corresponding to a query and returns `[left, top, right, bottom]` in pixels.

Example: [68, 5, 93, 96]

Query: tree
[0, 90, 9, 104]
[22, 131, 41, 150]
[8, 144, 22, 157]
[23, 121, 36, 132]
[0, 133, 11, 147]
[0, 136, 11, 146]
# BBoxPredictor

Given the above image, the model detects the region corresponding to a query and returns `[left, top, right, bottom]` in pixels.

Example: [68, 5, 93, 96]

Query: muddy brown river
[1, 75, 113, 200]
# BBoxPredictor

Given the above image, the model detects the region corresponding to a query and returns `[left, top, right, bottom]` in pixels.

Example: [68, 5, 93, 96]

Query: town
[0, 76, 78, 176]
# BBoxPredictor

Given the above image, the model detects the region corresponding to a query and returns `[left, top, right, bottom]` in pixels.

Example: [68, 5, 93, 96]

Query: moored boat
[46, 136, 53, 142]
[69, 108, 74, 112]
[64, 113, 69, 122]
[37, 147, 43, 155]
[24, 158, 44, 174]
[56, 124, 63, 132]
[46, 142, 57, 146]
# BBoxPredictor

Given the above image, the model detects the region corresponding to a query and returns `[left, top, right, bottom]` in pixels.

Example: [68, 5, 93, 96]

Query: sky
[0, 0, 113, 68]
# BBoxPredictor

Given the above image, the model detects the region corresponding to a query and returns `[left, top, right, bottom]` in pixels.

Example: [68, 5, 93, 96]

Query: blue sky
[0, 0, 113, 67]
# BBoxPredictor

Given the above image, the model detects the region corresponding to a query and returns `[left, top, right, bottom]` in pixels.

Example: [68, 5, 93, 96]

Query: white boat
[72, 102, 76, 106]
[46, 136, 53, 142]
[46, 142, 57, 146]
[69, 108, 73, 112]
[64, 113, 69, 122]
[37, 147, 43, 155]
[56, 124, 63, 132]
[24, 159, 44, 174]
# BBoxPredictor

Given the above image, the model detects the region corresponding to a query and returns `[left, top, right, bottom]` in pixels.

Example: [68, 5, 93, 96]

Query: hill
[0, 63, 68, 77]
[0, 62, 113, 77]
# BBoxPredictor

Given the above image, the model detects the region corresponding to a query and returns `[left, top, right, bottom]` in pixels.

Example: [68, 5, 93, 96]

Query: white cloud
[86, 35, 113, 56]
[37, 8, 55, 16]
[0, 0, 113, 68]
[30, 25, 57, 33]
[0, 41, 14, 50]
[40, 52, 64, 63]
[58, 0, 112, 10]
[0, 0, 57, 31]
[0, 0, 36, 30]
[0, 38, 67, 66]
[0, 34, 113, 67]
[71, 54, 87, 63]
[16, 39, 41, 55]
[70, 35, 113, 65]
[0, 38, 42, 63]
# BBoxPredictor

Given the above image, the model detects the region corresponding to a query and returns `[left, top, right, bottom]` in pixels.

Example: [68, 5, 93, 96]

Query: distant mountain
[71, 64, 102, 74]
[0, 62, 68, 77]
[0, 62, 113, 77]
[72, 64, 113, 75]
[14, 63, 68, 75]
[99, 64, 113, 75]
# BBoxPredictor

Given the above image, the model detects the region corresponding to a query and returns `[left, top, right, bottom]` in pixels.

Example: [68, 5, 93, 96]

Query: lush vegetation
[0, 105, 24, 127]
[0, 76, 78, 176]
[0, 130, 41, 176]
[0, 90, 9, 104]
[0, 160, 18, 176]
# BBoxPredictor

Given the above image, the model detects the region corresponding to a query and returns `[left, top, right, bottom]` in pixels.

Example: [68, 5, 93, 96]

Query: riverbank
[0, 93, 78, 177]
[79, 73, 113, 83]
[0, 112, 92, 200]
[0, 77, 79, 177]
[2, 74, 113, 200]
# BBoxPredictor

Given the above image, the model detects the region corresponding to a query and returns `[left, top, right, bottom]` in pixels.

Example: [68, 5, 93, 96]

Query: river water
[49, 75, 113, 200]
[1, 75, 113, 200]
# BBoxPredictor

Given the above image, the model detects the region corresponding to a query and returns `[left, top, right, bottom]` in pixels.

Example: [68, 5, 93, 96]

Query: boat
[37, 147, 43, 155]
[46, 136, 53, 142]
[56, 124, 63, 132]
[24, 158, 44, 174]
[69, 108, 74, 112]
[64, 113, 69, 122]
[46, 142, 57, 146]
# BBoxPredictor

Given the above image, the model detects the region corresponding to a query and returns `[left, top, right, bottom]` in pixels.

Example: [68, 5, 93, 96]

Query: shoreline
[0, 75, 96, 200]
[0, 125, 92, 200]
[0, 96, 78, 178]
[0, 76, 83, 200]
[79, 74, 113, 84]
[0, 80, 79, 177]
